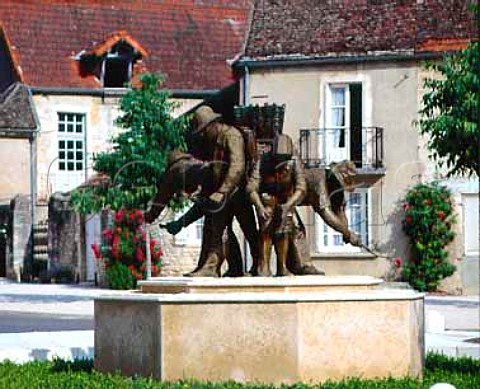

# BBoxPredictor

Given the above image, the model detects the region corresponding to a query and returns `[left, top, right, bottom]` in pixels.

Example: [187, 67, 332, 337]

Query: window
[463, 193, 479, 256]
[58, 113, 85, 172]
[102, 42, 135, 88]
[324, 83, 363, 166]
[316, 189, 369, 253]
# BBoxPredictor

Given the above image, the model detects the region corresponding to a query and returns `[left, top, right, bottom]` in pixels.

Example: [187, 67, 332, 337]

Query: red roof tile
[244, 0, 478, 60]
[0, 0, 252, 90]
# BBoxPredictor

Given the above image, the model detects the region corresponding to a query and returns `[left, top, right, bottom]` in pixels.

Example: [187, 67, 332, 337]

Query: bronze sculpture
[145, 104, 362, 277]
[246, 134, 306, 276]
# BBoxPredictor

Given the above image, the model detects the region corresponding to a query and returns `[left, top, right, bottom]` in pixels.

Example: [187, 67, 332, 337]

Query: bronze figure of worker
[247, 134, 306, 276]
[181, 106, 259, 277]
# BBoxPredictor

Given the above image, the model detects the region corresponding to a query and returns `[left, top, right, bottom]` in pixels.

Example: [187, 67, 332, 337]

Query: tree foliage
[418, 40, 480, 177]
[71, 73, 189, 212]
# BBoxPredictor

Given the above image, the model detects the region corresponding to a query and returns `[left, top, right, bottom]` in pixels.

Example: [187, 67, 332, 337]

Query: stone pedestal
[95, 276, 424, 384]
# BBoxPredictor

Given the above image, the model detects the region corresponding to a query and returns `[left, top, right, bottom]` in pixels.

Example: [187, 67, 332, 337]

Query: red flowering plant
[91, 209, 162, 289]
[402, 182, 456, 292]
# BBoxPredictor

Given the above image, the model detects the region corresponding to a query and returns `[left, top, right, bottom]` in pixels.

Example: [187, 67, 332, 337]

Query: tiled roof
[0, 0, 252, 90]
[0, 82, 38, 135]
[244, 0, 478, 61]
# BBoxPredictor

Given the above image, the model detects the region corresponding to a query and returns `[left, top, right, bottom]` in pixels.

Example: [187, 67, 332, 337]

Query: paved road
[0, 311, 93, 333]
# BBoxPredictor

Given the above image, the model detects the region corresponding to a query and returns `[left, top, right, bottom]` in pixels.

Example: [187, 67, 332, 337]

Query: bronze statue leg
[185, 205, 231, 277]
[258, 230, 273, 277]
[274, 233, 294, 277]
[223, 225, 244, 277]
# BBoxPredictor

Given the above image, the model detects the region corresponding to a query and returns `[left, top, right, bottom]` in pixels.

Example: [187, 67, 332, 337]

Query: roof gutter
[234, 51, 444, 70]
[30, 86, 219, 99]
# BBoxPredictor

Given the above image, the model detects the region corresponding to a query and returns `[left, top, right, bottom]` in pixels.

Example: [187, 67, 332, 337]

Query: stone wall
[10, 195, 32, 280]
[48, 192, 81, 281]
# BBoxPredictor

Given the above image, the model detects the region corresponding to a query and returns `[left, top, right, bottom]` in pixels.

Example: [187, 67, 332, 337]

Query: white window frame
[325, 84, 351, 163]
[462, 193, 479, 256]
[55, 111, 87, 193]
[315, 188, 370, 254]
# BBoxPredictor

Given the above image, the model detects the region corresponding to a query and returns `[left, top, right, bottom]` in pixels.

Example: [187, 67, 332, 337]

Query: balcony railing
[299, 127, 384, 170]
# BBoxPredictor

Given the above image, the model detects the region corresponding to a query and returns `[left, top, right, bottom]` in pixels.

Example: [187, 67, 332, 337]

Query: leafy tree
[418, 40, 480, 177]
[71, 73, 189, 212]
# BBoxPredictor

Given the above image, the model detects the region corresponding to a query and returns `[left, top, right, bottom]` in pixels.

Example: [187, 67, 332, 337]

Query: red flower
[136, 274, 143, 280]
[90, 243, 101, 259]
[150, 239, 157, 251]
[437, 211, 445, 220]
[114, 209, 127, 223]
[405, 216, 413, 223]
[136, 247, 146, 262]
[102, 228, 113, 241]
[136, 210, 144, 224]
[133, 235, 140, 243]
[424, 199, 431, 206]
[127, 265, 135, 271]
[393, 257, 402, 268]
[112, 235, 120, 259]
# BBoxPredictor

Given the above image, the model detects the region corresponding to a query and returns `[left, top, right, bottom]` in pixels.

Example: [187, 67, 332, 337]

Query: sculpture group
[145, 104, 361, 277]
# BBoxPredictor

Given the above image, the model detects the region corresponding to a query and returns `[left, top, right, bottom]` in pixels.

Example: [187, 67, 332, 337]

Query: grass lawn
[0, 353, 478, 389]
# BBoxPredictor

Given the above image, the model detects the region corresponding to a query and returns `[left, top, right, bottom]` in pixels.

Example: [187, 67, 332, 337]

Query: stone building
[0, 0, 252, 280]
[233, 0, 478, 293]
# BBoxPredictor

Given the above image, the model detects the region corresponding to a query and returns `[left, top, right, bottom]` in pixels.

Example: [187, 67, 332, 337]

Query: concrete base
[95, 276, 424, 384]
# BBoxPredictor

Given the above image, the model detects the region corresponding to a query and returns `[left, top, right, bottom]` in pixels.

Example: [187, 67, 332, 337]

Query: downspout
[242, 64, 250, 271]
[28, 86, 40, 277]
[29, 131, 37, 274]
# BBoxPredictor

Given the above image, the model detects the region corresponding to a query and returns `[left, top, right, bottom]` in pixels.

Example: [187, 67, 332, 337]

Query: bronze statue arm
[246, 159, 264, 211]
[216, 129, 245, 196]
[283, 157, 307, 210]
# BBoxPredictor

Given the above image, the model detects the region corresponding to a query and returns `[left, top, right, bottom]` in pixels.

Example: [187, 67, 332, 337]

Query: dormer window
[78, 30, 148, 89]
[102, 41, 135, 88]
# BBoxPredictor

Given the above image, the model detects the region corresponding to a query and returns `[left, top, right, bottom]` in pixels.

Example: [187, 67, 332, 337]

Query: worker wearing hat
[185, 105, 256, 277]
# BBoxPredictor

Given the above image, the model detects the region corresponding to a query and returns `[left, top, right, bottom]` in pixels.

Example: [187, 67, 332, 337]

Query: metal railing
[299, 127, 384, 170]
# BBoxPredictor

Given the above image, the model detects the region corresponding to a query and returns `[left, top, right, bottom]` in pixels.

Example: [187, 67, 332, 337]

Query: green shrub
[401, 182, 456, 291]
[105, 262, 136, 290]
[0, 353, 478, 388]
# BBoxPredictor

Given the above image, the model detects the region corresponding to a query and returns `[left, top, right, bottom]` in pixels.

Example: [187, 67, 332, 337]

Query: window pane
[67, 151, 74, 160]
[59, 140, 65, 149]
[76, 151, 83, 161]
[67, 124, 74, 132]
[59, 162, 65, 170]
[59, 124, 65, 132]
[67, 141, 74, 149]
[76, 141, 83, 149]
[67, 162, 74, 171]
[76, 162, 83, 171]
[331, 108, 345, 127]
[59, 151, 65, 160]
[67, 114, 74, 121]
[58, 113, 65, 121]
[76, 124, 83, 133]
[331, 88, 345, 106]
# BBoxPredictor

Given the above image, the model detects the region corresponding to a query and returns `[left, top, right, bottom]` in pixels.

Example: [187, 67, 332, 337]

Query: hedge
[0, 353, 478, 389]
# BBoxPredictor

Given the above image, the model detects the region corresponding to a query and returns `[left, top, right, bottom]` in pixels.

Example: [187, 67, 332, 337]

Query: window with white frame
[316, 189, 369, 253]
[58, 113, 86, 172]
[324, 83, 363, 166]
[463, 193, 479, 256]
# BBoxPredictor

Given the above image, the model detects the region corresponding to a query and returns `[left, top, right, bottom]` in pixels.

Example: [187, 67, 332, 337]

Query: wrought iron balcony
[299, 126, 384, 170]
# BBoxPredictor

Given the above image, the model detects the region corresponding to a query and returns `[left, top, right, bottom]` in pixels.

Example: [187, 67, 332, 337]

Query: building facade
[0, 0, 252, 280]
[234, 0, 478, 293]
